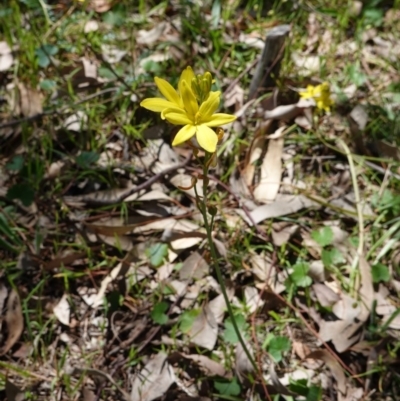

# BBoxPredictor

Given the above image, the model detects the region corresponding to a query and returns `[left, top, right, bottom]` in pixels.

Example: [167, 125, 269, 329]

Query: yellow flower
[299, 82, 333, 113]
[140, 66, 195, 114]
[163, 81, 236, 153]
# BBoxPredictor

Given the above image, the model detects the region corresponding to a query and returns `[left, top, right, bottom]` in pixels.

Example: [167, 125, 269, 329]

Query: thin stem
[199, 155, 258, 375]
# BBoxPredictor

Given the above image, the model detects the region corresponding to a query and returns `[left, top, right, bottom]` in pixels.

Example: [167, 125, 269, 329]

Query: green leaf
[76, 151, 100, 168]
[311, 226, 333, 247]
[146, 243, 169, 267]
[214, 377, 241, 396]
[321, 248, 345, 267]
[268, 335, 291, 363]
[35, 44, 58, 68]
[6, 155, 24, 172]
[223, 314, 247, 344]
[151, 301, 169, 325]
[347, 64, 366, 87]
[40, 79, 57, 91]
[179, 309, 200, 333]
[6, 183, 35, 206]
[371, 263, 390, 283]
[289, 262, 312, 288]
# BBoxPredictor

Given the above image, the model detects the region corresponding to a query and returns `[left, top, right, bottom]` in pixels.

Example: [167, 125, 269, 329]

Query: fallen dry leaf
[130, 352, 175, 401]
[253, 135, 284, 203]
[53, 293, 70, 326]
[0, 41, 13, 72]
[237, 194, 319, 225]
[179, 252, 209, 281]
[189, 304, 218, 350]
[182, 354, 231, 378]
[0, 289, 24, 355]
[5, 379, 25, 401]
[306, 350, 346, 395]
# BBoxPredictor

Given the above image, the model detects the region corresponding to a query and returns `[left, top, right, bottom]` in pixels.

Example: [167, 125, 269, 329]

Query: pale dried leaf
[292, 52, 321, 74]
[170, 173, 204, 198]
[271, 223, 298, 246]
[0, 41, 13, 72]
[208, 290, 234, 324]
[313, 283, 340, 307]
[319, 294, 365, 352]
[306, 350, 346, 395]
[237, 194, 319, 225]
[137, 22, 167, 45]
[84, 20, 99, 33]
[63, 111, 87, 132]
[243, 134, 267, 186]
[244, 286, 263, 313]
[179, 252, 209, 280]
[189, 305, 218, 350]
[130, 353, 175, 401]
[358, 256, 374, 319]
[235, 338, 254, 379]
[224, 84, 244, 108]
[182, 354, 231, 378]
[13, 83, 43, 117]
[89, 0, 113, 13]
[53, 294, 70, 326]
[254, 136, 284, 203]
[0, 289, 24, 355]
[101, 44, 127, 64]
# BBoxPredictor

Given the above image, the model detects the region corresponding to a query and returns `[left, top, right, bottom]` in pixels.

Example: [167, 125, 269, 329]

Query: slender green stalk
[197, 154, 258, 374]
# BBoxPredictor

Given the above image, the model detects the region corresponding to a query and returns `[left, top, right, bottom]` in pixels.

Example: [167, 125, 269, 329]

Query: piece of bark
[248, 24, 291, 100]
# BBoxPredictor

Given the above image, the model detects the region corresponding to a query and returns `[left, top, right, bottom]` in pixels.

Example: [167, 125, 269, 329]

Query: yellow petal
[205, 113, 236, 127]
[154, 77, 181, 106]
[140, 98, 178, 112]
[181, 81, 198, 118]
[198, 91, 220, 120]
[163, 108, 193, 125]
[160, 105, 185, 119]
[178, 66, 195, 95]
[172, 124, 196, 146]
[196, 124, 218, 153]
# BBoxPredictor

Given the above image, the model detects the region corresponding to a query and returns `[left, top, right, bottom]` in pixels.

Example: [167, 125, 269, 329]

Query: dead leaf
[137, 22, 167, 45]
[271, 223, 299, 246]
[9, 83, 43, 117]
[182, 354, 231, 378]
[189, 304, 218, 350]
[0, 41, 13, 72]
[292, 52, 321, 75]
[209, 290, 234, 324]
[306, 350, 346, 395]
[254, 136, 284, 203]
[101, 44, 127, 64]
[0, 289, 24, 355]
[312, 283, 340, 307]
[62, 111, 87, 132]
[179, 252, 209, 280]
[130, 352, 175, 401]
[319, 293, 365, 352]
[5, 379, 25, 401]
[237, 194, 319, 225]
[89, 0, 112, 13]
[53, 294, 70, 326]
[84, 20, 99, 33]
[235, 338, 254, 379]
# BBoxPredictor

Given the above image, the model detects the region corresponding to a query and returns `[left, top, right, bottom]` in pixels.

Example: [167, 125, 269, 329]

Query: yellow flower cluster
[140, 67, 236, 153]
[299, 82, 334, 113]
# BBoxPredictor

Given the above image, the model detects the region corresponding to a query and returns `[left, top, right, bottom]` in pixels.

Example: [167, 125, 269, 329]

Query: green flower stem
[196, 154, 258, 375]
